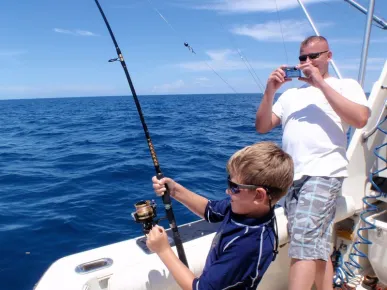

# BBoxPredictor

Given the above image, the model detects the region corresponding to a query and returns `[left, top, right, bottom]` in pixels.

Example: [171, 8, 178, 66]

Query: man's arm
[255, 90, 281, 133]
[318, 81, 369, 128]
[152, 176, 208, 219]
[298, 63, 369, 129]
[256, 66, 289, 133]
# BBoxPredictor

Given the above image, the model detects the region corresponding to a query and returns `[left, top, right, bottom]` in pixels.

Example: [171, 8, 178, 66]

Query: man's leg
[285, 176, 342, 290]
[288, 259, 316, 290]
[289, 258, 334, 290]
[314, 258, 334, 290]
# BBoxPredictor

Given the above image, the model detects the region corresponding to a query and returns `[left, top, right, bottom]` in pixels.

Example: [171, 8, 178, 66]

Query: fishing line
[94, 0, 188, 267]
[216, 19, 265, 93]
[274, 0, 289, 65]
[144, 0, 239, 95]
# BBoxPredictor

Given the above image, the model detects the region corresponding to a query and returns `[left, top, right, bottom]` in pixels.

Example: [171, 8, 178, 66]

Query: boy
[146, 141, 294, 289]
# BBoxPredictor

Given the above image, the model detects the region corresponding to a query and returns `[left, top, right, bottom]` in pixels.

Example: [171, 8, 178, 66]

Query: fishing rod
[93, 0, 188, 267]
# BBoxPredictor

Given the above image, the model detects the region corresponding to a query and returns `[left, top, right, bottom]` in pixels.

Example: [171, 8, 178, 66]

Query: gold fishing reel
[131, 200, 158, 234]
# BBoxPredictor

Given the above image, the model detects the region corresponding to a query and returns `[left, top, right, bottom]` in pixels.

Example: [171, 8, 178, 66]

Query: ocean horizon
[0, 92, 267, 101]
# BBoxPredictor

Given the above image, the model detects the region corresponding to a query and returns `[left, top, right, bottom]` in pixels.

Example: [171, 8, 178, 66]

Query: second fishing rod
[94, 0, 188, 267]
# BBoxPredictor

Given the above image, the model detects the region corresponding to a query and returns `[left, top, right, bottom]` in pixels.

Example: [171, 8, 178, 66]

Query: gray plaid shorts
[284, 176, 344, 261]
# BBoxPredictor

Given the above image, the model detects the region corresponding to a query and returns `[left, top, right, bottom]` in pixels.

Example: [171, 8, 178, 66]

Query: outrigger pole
[297, 0, 343, 79]
[93, 0, 188, 267]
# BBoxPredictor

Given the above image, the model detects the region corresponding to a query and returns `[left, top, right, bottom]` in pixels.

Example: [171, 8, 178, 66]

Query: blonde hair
[226, 142, 294, 202]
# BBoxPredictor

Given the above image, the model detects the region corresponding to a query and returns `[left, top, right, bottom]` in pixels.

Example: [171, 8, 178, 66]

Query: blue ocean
[0, 94, 282, 290]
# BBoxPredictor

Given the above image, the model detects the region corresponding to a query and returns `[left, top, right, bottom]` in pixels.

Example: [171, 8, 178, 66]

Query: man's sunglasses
[299, 50, 328, 62]
[227, 175, 279, 195]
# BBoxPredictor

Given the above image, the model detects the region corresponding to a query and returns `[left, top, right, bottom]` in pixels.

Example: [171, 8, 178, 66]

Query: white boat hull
[34, 202, 356, 290]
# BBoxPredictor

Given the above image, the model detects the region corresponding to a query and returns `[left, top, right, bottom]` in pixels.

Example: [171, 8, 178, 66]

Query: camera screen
[285, 67, 301, 78]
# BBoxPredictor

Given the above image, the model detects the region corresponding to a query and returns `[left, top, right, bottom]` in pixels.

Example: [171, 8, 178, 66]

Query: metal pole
[297, 0, 343, 79]
[358, 0, 376, 87]
[344, 0, 387, 29]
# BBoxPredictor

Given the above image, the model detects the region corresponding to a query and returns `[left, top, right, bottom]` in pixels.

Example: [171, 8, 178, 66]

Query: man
[255, 35, 369, 290]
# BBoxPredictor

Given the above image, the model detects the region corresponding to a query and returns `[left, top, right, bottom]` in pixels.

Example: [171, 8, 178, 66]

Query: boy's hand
[146, 225, 171, 254]
[152, 176, 177, 197]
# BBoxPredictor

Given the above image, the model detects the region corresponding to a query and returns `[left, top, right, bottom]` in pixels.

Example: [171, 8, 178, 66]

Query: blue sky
[0, 0, 386, 99]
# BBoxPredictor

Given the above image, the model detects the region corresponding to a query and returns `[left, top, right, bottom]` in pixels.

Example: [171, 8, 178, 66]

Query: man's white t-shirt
[272, 77, 368, 181]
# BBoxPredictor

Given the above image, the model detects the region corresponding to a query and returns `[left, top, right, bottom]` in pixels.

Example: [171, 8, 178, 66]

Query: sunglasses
[227, 175, 279, 195]
[299, 50, 328, 62]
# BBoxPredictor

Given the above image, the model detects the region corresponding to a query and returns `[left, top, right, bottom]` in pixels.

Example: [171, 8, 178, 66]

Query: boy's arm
[147, 224, 274, 290]
[192, 231, 274, 289]
[171, 182, 208, 219]
[146, 225, 195, 290]
[153, 176, 208, 219]
[158, 248, 195, 290]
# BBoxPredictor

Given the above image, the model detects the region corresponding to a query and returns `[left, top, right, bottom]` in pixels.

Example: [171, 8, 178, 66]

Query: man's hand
[266, 65, 291, 93]
[297, 62, 324, 88]
[146, 225, 171, 254]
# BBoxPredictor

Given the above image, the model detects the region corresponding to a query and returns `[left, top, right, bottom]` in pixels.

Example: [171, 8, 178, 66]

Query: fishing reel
[131, 200, 162, 234]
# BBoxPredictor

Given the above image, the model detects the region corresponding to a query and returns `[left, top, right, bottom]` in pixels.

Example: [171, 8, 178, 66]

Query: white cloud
[0, 50, 27, 57]
[53, 28, 98, 36]
[231, 20, 333, 42]
[329, 38, 363, 44]
[0, 84, 117, 99]
[194, 0, 335, 13]
[206, 49, 237, 61]
[75, 30, 97, 36]
[196, 77, 210, 82]
[177, 49, 281, 72]
[329, 37, 387, 44]
[179, 60, 242, 71]
[111, 3, 143, 9]
[152, 80, 185, 93]
[194, 77, 212, 87]
[371, 37, 387, 44]
[336, 58, 385, 71]
[367, 58, 387, 64]
[53, 28, 72, 34]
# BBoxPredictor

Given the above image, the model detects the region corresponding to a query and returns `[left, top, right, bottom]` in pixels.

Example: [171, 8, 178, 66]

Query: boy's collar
[230, 210, 274, 227]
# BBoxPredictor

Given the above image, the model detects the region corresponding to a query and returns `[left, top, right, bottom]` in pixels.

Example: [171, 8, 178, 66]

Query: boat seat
[335, 194, 356, 222]
[276, 194, 356, 246]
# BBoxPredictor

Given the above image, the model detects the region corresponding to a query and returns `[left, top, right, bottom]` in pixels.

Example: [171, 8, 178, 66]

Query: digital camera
[284, 67, 303, 78]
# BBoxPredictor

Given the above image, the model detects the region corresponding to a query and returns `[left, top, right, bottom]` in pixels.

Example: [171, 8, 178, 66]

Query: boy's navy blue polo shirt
[192, 198, 276, 290]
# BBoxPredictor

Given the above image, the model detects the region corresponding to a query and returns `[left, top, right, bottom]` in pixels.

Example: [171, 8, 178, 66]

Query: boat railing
[362, 99, 387, 140]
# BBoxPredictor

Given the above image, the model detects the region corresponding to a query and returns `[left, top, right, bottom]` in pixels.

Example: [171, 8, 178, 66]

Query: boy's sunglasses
[299, 50, 328, 62]
[227, 175, 280, 195]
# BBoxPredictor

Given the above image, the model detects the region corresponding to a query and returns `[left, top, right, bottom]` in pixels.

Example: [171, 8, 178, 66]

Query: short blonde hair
[226, 142, 294, 202]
